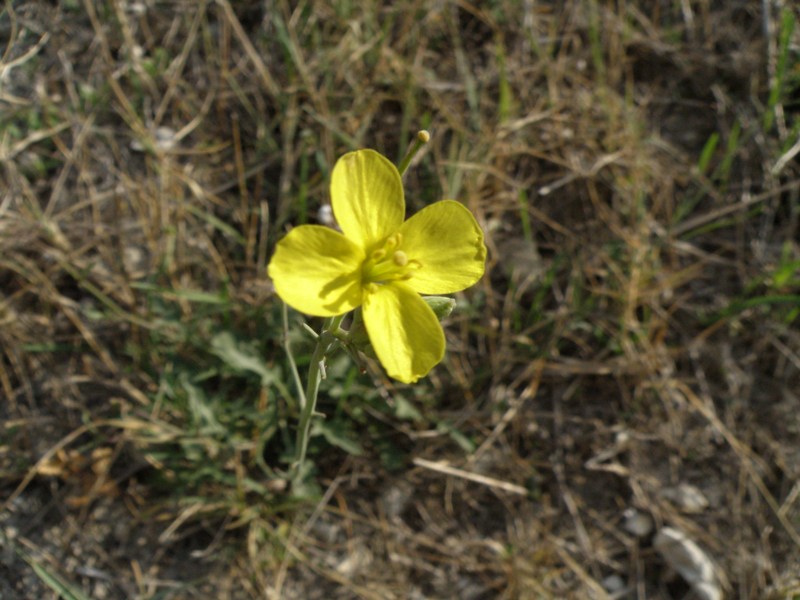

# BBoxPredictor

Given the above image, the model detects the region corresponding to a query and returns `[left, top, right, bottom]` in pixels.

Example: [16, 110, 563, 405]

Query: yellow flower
[268, 149, 486, 383]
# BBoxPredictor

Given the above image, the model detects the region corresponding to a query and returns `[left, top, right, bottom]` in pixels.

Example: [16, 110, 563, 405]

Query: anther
[392, 251, 409, 266]
[385, 234, 399, 250]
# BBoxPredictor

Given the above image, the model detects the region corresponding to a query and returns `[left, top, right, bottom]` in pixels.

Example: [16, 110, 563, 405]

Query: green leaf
[697, 132, 719, 174]
[181, 374, 225, 435]
[437, 421, 475, 453]
[22, 555, 92, 600]
[210, 331, 279, 387]
[393, 396, 423, 421]
[311, 420, 364, 456]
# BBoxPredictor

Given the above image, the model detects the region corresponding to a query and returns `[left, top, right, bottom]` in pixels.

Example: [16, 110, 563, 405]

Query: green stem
[282, 302, 306, 411]
[293, 314, 345, 469]
[397, 130, 430, 176]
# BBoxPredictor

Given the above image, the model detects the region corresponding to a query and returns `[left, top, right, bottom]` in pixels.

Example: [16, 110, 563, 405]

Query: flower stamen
[363, 236, 422, 286]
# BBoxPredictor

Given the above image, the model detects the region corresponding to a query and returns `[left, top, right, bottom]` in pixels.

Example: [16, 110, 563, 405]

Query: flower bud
[424, 296, 456, 321]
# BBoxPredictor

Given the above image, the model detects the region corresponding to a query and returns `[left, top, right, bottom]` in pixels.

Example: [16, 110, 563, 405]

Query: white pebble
[654, 527, 722, 600]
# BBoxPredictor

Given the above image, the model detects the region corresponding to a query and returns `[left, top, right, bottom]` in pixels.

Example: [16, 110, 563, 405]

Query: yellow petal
[267, 225, 365, 316]
[363, 282, 445, 384]
[330, 149, 404, 251]
[399, 200, 486, 294]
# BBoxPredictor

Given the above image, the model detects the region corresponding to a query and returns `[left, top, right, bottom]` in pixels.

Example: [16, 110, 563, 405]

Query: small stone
[154, 127, 176, 150]
[128, 2, 147, 15]
[622, 508, 653, 538]
[381, 482, 414, 520]
[602, 573, 626, 594]
[654, 527, 722, 600]
[336, 544, 371, 577]
[660, 483, 709, 513]
[317, 204, 335, 227]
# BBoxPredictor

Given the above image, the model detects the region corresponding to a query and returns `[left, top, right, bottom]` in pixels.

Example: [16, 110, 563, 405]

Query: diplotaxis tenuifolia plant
[267, 132, 487, 472]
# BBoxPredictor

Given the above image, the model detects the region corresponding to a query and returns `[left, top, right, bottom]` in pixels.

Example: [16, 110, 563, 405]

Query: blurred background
[1, 1, 799, 598]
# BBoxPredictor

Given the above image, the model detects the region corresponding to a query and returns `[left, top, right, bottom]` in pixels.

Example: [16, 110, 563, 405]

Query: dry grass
[1, 0, 800, 598]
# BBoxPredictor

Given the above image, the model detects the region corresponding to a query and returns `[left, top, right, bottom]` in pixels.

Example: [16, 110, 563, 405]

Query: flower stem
[292, 314, 345, 470]
[282, 302, 306, 411]
[397, 130, 431, 176]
